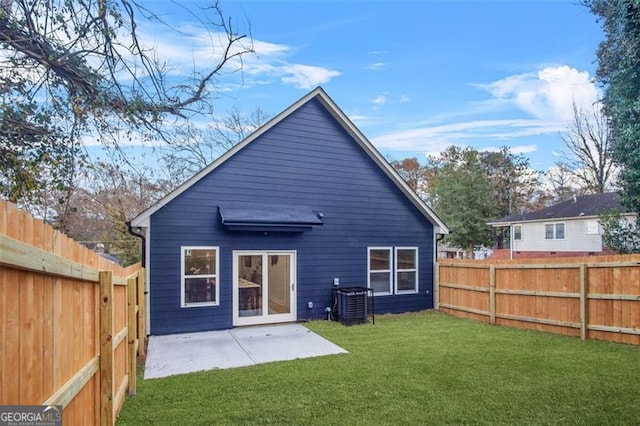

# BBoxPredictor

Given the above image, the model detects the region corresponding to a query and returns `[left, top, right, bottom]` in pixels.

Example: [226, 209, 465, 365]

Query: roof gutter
[434, 232, 446, 260]
[126, 221, 146, 268]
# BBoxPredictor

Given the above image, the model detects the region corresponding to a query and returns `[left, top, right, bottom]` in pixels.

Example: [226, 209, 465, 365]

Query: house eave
[130, 87, 449, 234]
[488, 212, 637, 227]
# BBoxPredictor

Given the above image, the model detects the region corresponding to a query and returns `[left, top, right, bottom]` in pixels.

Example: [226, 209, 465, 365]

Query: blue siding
[149, 98, 434, 335]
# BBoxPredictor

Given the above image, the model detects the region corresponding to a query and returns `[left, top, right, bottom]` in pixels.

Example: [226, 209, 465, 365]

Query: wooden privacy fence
[436, 255, 640, 345]
[0, 199, 146, 425]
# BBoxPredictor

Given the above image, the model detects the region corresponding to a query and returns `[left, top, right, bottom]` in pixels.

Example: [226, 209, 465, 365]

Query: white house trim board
[130, 87, 448, 235]
[144, 226, 151, 334]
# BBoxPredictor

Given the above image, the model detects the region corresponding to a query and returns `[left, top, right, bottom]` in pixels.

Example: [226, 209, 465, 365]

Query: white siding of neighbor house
[512, 218, 603, 252]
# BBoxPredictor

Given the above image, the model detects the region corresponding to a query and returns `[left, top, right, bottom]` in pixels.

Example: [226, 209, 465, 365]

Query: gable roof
[488, 192, 630, 226]
[131, 87, 449, 234]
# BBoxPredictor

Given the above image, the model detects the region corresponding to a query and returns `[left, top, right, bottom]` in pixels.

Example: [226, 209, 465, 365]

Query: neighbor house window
[395, 247, 418, 294]
[585, 220, 599, 235]
[368, 248, 392, 295]
[544, 223, 565, 240]
[513, 225, 523, 241]
[181, 246, 219, 307]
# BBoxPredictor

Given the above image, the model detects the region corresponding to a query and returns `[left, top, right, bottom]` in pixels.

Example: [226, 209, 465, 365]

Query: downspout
[127, 221, 146, 267]
[434, 232, 446, 310]
[435, 232, 446, 259]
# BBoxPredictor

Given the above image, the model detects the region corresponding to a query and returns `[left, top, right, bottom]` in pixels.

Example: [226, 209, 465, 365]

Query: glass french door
[233, 251, 296, 326]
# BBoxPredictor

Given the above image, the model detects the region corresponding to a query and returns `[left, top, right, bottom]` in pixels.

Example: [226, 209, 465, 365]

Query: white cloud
[349, 114, 372, 124]
[477, 65, 600, 122]
[370, 65, 600, 155]
[137, 22, 340, 89]
[481, 144, 538, 154]
[373, 119, 553, 151]
[279, 64, 341, 89]
[400, 95, 410, 103]
[372, 93, 388, 105]
[366, 62, 385, 70]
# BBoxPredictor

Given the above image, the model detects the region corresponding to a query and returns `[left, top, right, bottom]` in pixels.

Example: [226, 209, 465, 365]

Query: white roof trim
[488, 212, 637, 227]
[131, 87, 449, 234]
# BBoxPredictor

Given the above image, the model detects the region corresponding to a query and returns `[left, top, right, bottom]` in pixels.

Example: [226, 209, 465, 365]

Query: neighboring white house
[487, 193, 635, 259]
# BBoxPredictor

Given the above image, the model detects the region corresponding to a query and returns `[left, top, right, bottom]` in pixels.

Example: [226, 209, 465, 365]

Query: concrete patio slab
[144, 323, 347, 379]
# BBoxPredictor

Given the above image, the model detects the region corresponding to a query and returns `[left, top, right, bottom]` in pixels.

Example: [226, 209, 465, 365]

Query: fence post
[99, 271, 114, 426]
[137, 268, 146, 357]
[579, 264, 587, 341]
[127, 276, 137, 396]
[489, 265, 496, 325]
[434, 262, 440, 309]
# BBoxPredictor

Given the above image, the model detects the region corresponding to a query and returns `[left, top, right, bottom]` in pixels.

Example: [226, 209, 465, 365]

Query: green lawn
[117, 311, 640, 425]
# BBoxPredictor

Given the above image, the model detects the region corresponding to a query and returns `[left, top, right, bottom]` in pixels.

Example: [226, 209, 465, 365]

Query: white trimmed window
[368, 247, 392, 295]
[513, 224, 523, 241]
[368, 247, 419, 296]
[544, 222, 566, 240]
[585, 220, 599, 235]
[181, 246, 219, 307]
[395, 247, 418, 294]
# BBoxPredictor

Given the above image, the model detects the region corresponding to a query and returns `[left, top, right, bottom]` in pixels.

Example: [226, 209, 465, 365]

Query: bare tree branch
[0, 0, 254, 204]
[561, 100, 616, 193]
[160, 106, 270, 184]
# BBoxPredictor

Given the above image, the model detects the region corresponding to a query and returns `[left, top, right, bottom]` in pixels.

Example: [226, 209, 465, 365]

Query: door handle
[291, 282, 295, 291]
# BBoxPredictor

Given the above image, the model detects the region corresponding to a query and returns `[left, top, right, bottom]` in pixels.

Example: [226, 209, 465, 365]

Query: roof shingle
[489, 192, 629, 224]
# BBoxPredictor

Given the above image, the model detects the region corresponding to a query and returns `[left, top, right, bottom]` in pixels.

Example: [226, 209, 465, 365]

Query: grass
[117, 311, 640, 425]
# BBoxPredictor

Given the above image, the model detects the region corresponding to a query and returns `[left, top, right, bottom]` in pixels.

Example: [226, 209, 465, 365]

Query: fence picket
[0, 199, 145, 425]
[438, 258, 640, 345]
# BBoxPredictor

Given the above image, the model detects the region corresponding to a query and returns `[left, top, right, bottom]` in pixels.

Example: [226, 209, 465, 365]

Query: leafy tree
[388, 157, 425, 194]
[428, 147, 498, 255]
[479, 147, 539, 218]
[561, 101, 615, 193]
[586, 0, 640, 212]
[600, 211, 640, 254]
[0, 0, 253, 204]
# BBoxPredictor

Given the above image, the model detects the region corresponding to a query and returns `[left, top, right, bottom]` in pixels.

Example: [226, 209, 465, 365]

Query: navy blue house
[131, 87, 448, 335]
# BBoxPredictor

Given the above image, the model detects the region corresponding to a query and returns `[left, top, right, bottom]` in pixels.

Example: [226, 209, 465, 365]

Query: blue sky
[128, 0, 604, 173]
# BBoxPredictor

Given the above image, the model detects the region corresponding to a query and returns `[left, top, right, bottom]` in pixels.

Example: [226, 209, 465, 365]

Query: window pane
[268, 255, 290, 315]
[185, 277, 216, 303]
[397, 271, 417, 292]
[370, 272, 390, 294]
[370, 249, 390, 270]
[239, 255, 263, 317]
[585, 220, 599, 235]
[185, 249, 216, 275]
[556, 223, 565, 239]
[545, 224, 554, 239]
[514, 225, 522, 240]
[397, 249, 416, 269]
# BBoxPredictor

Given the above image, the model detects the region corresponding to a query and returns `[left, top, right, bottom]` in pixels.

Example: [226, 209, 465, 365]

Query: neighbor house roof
[131, 87, 449, 234]
[488, 192, 630, 226]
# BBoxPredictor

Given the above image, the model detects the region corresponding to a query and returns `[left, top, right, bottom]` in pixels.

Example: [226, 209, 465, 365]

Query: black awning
[219, 205, 323, 232]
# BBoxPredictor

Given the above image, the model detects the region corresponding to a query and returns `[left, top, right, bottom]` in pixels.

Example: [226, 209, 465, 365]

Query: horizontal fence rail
[1, 199, 146, 425]
[436, 255, 640, 345]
